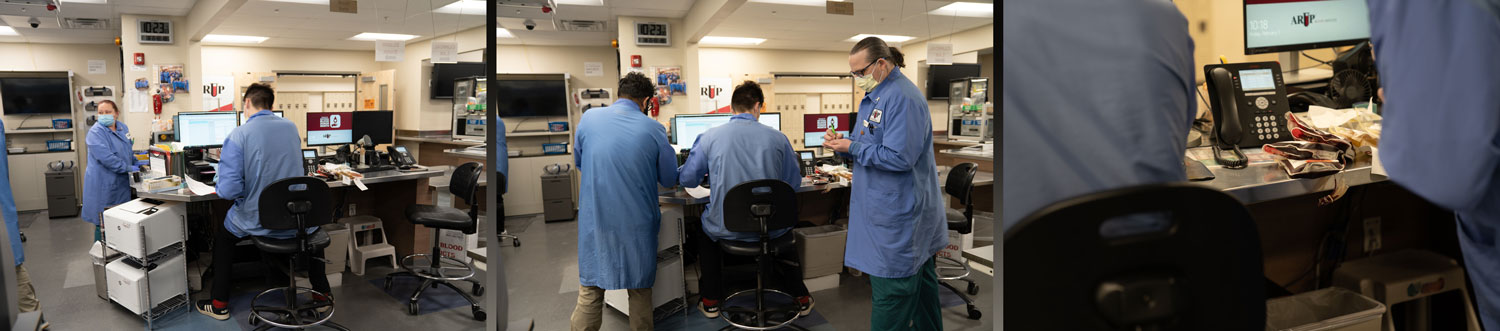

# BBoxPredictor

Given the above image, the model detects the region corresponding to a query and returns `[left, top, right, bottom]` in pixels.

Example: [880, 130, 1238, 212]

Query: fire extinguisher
[152, 94, 163, 114]
[646, 95, 660, 117]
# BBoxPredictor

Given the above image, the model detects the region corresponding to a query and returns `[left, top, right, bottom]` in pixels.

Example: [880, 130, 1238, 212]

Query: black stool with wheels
[717, 179, 809, 331]
[246, 176, 349, 331]
[938, 162, 981, 320]
[386, 162, 486, 321]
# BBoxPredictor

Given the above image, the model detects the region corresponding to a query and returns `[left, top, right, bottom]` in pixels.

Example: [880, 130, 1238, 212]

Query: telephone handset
[1204, 62, 1292, 169]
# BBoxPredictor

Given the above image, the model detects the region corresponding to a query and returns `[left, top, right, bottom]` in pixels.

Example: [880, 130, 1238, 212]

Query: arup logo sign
[203, 83, 227, 97]
[1293, 12, 1316, 27]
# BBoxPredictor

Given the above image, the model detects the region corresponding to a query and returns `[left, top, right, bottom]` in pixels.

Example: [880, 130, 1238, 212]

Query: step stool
[1332, 249, 1482, 331]
[345, 216, 397, 276]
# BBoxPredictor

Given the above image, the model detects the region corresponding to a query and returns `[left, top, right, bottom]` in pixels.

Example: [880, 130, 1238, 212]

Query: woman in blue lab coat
[822, 37, 949, 330]
[82, 100, 137, 240]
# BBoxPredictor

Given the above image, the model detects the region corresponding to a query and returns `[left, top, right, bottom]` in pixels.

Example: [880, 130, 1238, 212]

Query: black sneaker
[196, 299, 229, 320]
[796, 296, 814, 317]
[699, 299, 721, 319]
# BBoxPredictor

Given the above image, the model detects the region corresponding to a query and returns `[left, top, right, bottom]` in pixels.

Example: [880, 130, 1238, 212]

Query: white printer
[106, 252, 186, 315]
[103, 198, 186, 259]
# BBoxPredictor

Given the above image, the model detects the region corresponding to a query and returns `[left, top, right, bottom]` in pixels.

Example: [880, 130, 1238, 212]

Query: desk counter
[658, 166, 994, 206]
[939, 148, 992, 162]
[136, 169, 444, 202]
[1187, 146, 1384, 204]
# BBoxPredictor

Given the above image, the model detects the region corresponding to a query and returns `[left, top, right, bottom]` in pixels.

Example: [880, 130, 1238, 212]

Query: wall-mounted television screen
[431, 62, 486, 99]
[1, 77, 72, 115]
[926, 63, 981, 100]
[494, 79, 568, 117]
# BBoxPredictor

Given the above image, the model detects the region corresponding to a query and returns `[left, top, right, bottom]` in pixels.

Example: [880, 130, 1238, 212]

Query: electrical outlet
[1363, 217, 1382, 253]
[349, 203, 357, 217]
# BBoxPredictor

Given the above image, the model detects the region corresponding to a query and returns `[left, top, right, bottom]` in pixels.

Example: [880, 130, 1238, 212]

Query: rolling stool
[1332, 249, 1482, 331]
[346, 217, 397, 276]
[386, 162, 486, 321]
[717, 179, 808, 331]
[938, 162, 981, 320]
[246, 177, 350, 331]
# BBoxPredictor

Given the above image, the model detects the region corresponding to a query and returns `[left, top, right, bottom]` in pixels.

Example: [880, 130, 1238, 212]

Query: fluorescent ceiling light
[62, 0, 109, 4]
[0, 27, 15, 36]
[928, 2, 992, 18]
[700, 36, 765, 46]
[264, 0, 328, 4]
[748, 0, 840, 6]
[555, 0, 602, 5]
[848, 34, 914, 43]
[496, 28, 514, 38]
[349, 32, 418, 41]
[433, 0, 485, 15]
[203, 34, 269, 43]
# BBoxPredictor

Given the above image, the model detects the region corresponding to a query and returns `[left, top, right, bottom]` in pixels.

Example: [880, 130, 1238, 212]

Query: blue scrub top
[678, 112, 803, 242]
[573, 99, 679, 290]
[1001, 0, 1197, 229]
[1369, 0, 1500, 328]
[0, 120, 22, 265]
[217, 110, 314, 239]
[840, 67, 948, 279]
[492, 116, 508, 193]
[82, 120, 135, 226]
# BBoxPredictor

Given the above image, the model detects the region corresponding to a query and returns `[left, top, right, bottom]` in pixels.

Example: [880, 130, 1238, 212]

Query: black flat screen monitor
[495, 80, 568, 117]
[431, 62, 486, 99]
[926, 64, 981, 100]
[1, 77, 72, 115]
[351, 110, 394, 145]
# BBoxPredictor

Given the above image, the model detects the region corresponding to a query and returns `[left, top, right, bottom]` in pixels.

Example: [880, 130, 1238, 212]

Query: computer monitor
[1244, 0, 1369, 79]
[176, 112, 239, 148]
[351, 111, 394, 145]
[758, 112, 781, 131]
[272, 111, 284, 118]
[672, 114, 732, 151]
[802, 113, 852, 148]
[306, 112, 353, 146]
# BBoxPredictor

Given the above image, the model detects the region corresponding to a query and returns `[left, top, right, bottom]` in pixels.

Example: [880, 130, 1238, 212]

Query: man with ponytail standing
[822, 37, 947, 330]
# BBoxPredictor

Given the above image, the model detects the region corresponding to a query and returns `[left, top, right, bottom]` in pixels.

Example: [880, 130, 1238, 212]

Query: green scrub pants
[869, 256, 943, 330]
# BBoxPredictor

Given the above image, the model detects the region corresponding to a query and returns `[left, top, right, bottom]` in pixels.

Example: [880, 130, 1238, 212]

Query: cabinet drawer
[45, 175, 74, 196]
[541, 178, 571, 200]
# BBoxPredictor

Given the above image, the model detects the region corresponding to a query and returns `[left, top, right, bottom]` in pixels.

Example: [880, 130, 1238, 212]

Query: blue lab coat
[493, 116, 508, 193]
[678, 113, 802, 242]
[1369, 0, 1500, 328]
[574, 99, 678, 290]
[838, 67, 948, 279]
[0, 120, 23, 265]
[82, 120, 135, 226]
[1001, 0, 1196, 230]
[217, 110, 313, 239]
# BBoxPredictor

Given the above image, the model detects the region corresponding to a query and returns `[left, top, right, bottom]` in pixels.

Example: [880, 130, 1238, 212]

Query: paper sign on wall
[330, 0, 357, 14]
[431, 41, 458, 64]
[376, 40, 404, 62]
[202, 74, 235, 112]
[700, 77, 731, 114]
[927, 43, 954, 65]
[88, 60, 106, 74]
[584, 62, 603, 77]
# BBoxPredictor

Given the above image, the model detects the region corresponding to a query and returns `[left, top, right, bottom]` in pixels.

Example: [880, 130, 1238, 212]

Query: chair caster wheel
[383, 278, 393, 291]
[472, 283, 485, 296]
[513, 239, 521, 247]
[472, 307, 487, 321]
[407, 302, 420, 315]
[967, 307, 981, 320]
[967, 283, 979, 295]
[249, 316, 261, 326]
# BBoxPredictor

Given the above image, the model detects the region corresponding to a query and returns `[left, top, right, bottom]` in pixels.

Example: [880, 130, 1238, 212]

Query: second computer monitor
[351, 111, 394, 145]
[306, 112, 353, 146]
[803, 113, 852, 148]
[177, 112, 240, 148]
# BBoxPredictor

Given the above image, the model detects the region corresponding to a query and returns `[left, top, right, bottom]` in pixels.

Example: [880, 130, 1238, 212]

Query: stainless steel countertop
[1187, 146, 1384, 204]
[135, 168, 444, 202]
[445, 148, 486, 160]
[939, 147, 993, 161]
[658, 165, 994, 205]
[396, 135, 485, 146]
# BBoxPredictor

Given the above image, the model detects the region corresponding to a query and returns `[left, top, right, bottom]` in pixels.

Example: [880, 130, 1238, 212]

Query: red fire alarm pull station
[631, 55, 642, 68]
[134, 53, 145, 66]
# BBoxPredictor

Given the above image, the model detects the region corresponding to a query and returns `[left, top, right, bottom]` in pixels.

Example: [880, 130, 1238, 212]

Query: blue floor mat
[657, 295, 834, 331]
[367, 276, 476, 315]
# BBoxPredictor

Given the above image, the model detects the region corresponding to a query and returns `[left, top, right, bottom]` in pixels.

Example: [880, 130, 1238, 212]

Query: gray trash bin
[1266, 287, 1386, 331]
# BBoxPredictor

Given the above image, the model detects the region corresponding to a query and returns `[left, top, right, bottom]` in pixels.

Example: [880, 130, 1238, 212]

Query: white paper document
[185, 177, 216, 196]
[685, 186, 711, 199]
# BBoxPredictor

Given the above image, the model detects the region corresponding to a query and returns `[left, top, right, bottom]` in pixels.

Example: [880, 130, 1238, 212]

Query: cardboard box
[323, 224, 350, 273]
[438, 229, 471, 264]
[794, 225, 847, 278]
[804, 273, 840, 293]
[939, 230, 973, 261]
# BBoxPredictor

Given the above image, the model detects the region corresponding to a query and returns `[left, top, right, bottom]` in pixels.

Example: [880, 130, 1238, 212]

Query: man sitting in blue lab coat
[197, 83, 330, 320]
[678, 81, 813, 319]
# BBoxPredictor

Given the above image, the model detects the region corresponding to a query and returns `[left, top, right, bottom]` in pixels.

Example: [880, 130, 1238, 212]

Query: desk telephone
[1204, 62, 1292, 169]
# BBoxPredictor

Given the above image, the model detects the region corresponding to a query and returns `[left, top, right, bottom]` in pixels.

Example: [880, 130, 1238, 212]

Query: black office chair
[716, 179, 809, 331]
[247, 176, 349, 331]
[937, 162, 981, 320]
[386, 162, 486, 321]
[1005, 183, 1265, 330]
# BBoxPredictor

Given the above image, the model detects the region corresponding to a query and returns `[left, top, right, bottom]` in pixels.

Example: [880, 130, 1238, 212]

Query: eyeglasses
[851, 58, 883, 78]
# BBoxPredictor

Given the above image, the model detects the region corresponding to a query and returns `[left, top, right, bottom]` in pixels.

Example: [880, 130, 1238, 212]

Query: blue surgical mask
[98, 114, 115, 127]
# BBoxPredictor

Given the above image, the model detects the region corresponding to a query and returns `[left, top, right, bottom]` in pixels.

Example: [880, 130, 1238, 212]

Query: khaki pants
[570, 285, 652, 331]
[17, 264, 38, 312]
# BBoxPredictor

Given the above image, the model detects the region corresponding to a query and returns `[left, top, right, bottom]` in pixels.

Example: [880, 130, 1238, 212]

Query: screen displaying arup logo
[1292, 12, 1316, 27]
